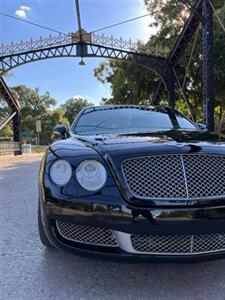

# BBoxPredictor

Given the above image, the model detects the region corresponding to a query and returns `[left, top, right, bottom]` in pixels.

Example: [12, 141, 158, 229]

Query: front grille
[131, 233, 225, 255]
[56, 220, 118, 247]
[122, 154, 225, 199]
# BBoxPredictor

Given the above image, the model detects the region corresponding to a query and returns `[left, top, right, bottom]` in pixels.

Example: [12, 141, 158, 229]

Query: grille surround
[56, 220, 118, 247]
[122, 154, 225, 200]
[131, 233, 225, 255]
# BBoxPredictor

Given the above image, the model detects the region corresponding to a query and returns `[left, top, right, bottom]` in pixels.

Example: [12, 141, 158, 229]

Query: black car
[38, 105, 225, 262]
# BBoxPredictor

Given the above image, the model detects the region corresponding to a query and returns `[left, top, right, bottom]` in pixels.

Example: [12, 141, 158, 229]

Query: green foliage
[60, 97, 94, 124]
[94, 0, 225, 132]
[95, 61, 158, 105]
[40, 108, 69, 145]
[0, 85, 92, 145]
[0, 98, 10, 119]
[0, 125, 12, 136]
[10, 85, 58, 144]
[12, 85, 56, 117]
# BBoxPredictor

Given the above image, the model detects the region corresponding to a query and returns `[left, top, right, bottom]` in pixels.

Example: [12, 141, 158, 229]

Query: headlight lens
[76, 160, 107, 191]
[50, 159, 72, 186]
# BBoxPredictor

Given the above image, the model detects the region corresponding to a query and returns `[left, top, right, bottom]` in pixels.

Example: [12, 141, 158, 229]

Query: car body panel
[38, 106, 225, 261]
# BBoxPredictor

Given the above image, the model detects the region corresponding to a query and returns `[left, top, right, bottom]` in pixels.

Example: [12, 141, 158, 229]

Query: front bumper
[39, 193, 225, 262]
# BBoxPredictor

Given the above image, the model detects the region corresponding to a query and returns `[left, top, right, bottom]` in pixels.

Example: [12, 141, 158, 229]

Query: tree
[0, 98, 11, 137]
[10, 85, 57, 142]
[12, 85, 56, 117]
[0, 75, 16, 137]
[61, 97, 94, 124]
[0, 75, 13, 133]
[1, 85, 96, 144]
[0, 125, 12, 137]
[40, 108, 69, 145]
[94, 61, 158, 105]
[94, 0, 225, 132]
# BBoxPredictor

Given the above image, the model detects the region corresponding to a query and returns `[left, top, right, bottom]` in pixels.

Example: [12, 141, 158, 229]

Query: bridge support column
[13, 111, 22, 155]
[76, 43, 88, 57]
[202, 0, 214, 131]
[166, 76, 176, 108]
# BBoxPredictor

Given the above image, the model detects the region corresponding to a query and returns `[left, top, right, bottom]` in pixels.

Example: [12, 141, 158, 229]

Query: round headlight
[50, 159, 72, 186]
[76, 160, 107, 191]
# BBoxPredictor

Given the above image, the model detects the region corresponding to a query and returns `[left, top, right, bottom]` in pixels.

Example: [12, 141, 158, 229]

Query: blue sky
[0, 0, 155, 106]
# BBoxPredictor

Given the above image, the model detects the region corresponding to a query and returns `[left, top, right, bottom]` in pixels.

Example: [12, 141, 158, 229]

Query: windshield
[72, 107, 197, 135]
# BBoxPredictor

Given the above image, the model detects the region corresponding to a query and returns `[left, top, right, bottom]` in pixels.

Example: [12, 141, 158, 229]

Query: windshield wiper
[115, 129, 173, 136]
[73, 125, 118, 134]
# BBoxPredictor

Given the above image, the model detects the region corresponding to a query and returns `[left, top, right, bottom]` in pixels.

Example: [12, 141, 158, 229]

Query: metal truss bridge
[0, 32, 167, 58]
[0, 30, 168, 80]
[0, 0, 218, 154]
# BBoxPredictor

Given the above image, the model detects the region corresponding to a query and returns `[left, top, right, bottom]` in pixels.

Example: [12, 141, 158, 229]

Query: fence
[0, 142, 46, 155]
[0, 142, 20, 155]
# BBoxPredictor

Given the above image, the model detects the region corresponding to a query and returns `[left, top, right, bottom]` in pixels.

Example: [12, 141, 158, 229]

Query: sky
[0, 0, 156, 106]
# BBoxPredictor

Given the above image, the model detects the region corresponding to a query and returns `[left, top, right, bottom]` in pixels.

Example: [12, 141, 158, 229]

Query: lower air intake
[56, 220, 118, 247]
[131, 233, 225, 255]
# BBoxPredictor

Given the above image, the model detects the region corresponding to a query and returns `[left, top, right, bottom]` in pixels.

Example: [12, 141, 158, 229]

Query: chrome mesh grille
[131, 233, 225, 255]
[56, 220, 118, 247]
[122, 154, 225, 199]
[183, 154, 225, 198]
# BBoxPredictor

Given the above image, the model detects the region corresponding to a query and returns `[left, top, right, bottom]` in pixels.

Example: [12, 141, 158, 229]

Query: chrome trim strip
[113, 231, 134, 252]
[190, 235, 194, 254]
[180, 155, 189, 198]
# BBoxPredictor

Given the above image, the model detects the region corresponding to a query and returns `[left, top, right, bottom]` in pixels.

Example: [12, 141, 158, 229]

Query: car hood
[50, 130, 225, 208]
[75, 130, 225, 156]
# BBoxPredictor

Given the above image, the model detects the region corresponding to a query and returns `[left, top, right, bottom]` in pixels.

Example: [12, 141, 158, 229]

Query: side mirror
[196, 123, 207, 131]
[53, 124, 69, 139]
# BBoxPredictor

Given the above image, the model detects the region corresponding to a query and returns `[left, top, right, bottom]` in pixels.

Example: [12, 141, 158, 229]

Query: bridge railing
[0, 33, 71, 56]
[92, 33, 137, 50]
[0, 32, 167, 57]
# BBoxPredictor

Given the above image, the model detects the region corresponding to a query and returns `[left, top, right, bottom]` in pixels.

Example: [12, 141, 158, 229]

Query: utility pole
[75, 0, 87, 62]
[36, 120, 41, 147]
[202, 0, 214, 131]
[75, 0, 83, 43]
